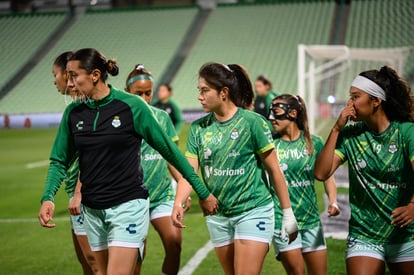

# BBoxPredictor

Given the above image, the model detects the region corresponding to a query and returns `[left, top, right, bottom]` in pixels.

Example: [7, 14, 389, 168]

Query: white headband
[351, 75, 386, 101]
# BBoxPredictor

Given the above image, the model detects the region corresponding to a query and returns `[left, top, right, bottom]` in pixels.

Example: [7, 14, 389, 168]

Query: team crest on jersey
[112, 116, 121, 128]
[388, 142, 397, 154]
[230, 128, 239, 140]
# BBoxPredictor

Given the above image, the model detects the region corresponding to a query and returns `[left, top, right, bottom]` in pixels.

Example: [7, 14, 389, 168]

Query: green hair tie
[126, 74, 154, 87]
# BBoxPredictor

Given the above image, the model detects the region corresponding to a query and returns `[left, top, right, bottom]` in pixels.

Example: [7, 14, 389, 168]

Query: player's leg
[278, 249, 306, 275]
[133, 239, 146, 275]
[81, 206, 109, 275]
[233, 203, 275, 275]
[214, 244, 235, 275]
[302, 250, 327, 275]
[93, 249, 109, 275]
[206, 215, 235, 274]
[387, 261, 414, 275]
[106, 198, 149, 275]
[70, 211, 99, 274]
[234, 239, 268, 274]
[346, 237, 385, 275]
[107, 247, 139, 275]
[301, 226, 328, 275]
[150, 200, 182, 274]
[71, 229, 94, 275]
[346, 256, 385, 275]
[151, 216, 182, 274]
[273, 228, 305, 275]
[386, 240, 414, 275]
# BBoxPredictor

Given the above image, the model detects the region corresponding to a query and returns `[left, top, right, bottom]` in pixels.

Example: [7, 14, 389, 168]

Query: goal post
[297, 44, 411, 133]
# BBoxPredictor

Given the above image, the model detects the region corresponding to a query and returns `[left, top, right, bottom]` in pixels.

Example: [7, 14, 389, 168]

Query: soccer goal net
[297, 44, 411, 133]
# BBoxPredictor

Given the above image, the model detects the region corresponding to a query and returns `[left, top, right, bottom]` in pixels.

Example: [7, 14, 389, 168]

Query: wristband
[331, 202, 339, 209]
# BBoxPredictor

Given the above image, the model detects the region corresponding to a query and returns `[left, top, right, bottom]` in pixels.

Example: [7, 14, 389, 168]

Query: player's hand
[199, 194, 219, 216]
[172, 202, 186, 228]
[333, 100, 356, 131]
[38, 201, 56, 228]
[281, 207, 298, 244]
[328, 202, 341, 217]
[68, 193, 81, 216]
[182, 196, 192, 212]
[391, 203, 414, 227]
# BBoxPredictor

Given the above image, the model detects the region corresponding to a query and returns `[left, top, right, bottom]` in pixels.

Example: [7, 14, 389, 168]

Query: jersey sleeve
[132, 99, 210, 199]
[40, 105, 78, 203]
[401, 122, 414, 162]
[312, 135, 324, 155]
[334, 124, 354, 162]
[185, 122, 200, 159]
[171, 100, 184, 133]
[250, 113, 275, 154]
[157, 108, 179, 143]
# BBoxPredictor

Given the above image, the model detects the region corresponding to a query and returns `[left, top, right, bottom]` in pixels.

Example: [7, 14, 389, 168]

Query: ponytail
[228, 64, 254, 109]
[360, 65, 414, 122]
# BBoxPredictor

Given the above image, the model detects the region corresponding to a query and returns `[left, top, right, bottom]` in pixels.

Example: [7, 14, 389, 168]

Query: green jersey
[142, 106, 178, 208]
[336, 121, 414, 244]
[41, 154, 79, 203]
[272, 132, 323, 230]
[186, 108, 274, 217]
[62, 155, 79, 198]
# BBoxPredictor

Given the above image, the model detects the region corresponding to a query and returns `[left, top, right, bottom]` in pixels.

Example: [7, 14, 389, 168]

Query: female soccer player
[125, 64, 190, 274]
[172, 62, 298, 274]
[315, 66, 414, 275]
[39, 51, 98, 275]
[39, 48, 216, 275]
[268, 93, 340, 275]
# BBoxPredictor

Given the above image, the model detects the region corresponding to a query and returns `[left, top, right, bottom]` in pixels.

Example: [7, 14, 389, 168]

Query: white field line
[0, 217, 68, 223]
[25, 160, 49, 169]
[178, 240, 214, 275]
[1, 215, 213, 275]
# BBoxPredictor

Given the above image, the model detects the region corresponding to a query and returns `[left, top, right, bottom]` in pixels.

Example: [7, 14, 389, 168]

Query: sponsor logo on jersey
[204, 148, 212, 159]
[228, 150, 240, 157]
[356, 159, 367, 170]
[289, 180, 312, 187]
[76, 121, 84, 130]
[204, 131, 222, 145]
[204, 167, 245, 178]
[143, 153, 162, 161]
[112, 116, 121, 128]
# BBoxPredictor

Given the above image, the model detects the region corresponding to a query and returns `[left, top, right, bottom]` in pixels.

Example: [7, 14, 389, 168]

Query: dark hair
[273, 93, 313, 154]
[199, 62, 254, 109]
[256, 74, 273, 90]
[359, 65, 414, 122]
[125, 64, 153, 88]
[68, 48, 119, 81]
[53, 51, 73, 70]
[160, 83, 172, 92]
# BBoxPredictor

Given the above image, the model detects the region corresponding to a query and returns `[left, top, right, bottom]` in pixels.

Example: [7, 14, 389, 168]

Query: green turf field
[0, 125, 351, 274]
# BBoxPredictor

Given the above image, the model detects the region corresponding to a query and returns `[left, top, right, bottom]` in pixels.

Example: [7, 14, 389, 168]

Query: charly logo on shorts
[256, 221, 266, 231]
[112, 116, 121, 128]
[126, 224, 137, 234]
